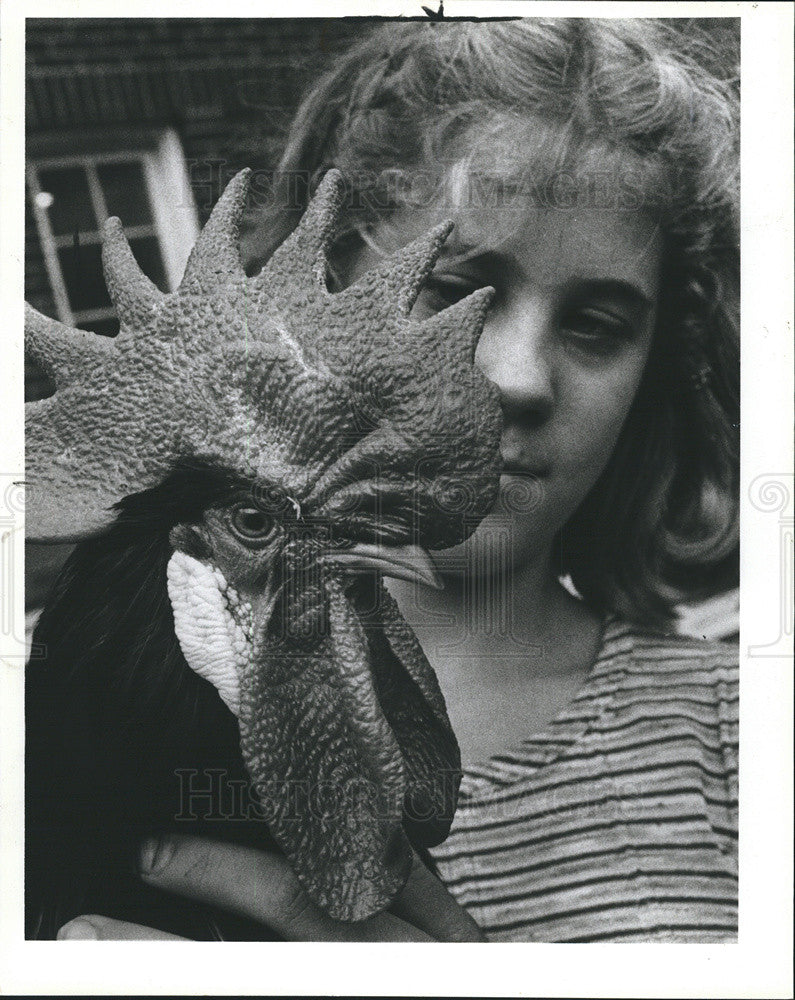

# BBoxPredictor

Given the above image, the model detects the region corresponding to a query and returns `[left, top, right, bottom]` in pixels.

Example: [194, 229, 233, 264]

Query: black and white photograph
[0, 1, 792, 996]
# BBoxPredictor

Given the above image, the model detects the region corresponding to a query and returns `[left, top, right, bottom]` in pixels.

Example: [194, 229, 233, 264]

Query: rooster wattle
[25, 169, 502, 937]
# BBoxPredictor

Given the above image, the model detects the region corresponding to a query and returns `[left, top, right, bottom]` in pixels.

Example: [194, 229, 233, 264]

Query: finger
[139, 835, 433, 941]
[388, 852, 486, 941]
[57, 915, 188, 940]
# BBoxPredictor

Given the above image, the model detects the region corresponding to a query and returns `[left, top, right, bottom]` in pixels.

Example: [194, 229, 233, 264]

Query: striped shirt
[429, 616, 738, 942]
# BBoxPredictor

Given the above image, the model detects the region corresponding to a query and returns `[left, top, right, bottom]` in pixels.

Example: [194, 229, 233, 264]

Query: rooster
[25, 169, 502, 939]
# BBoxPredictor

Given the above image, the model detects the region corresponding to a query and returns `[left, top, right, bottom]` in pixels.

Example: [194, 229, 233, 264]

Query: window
[27, 129, 200, 337]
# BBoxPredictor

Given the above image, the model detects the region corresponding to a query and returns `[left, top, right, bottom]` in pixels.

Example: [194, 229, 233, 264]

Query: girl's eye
[561, 309, 633, 350]
[418, 272, 482, 311]
[229, 505, 277, 543]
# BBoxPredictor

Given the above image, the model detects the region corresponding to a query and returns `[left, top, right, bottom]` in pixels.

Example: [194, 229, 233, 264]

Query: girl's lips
[500, 443, 552, 478]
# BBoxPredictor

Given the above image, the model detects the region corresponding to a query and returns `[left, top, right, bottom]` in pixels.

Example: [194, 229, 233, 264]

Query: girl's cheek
[565, 370, 645, 472]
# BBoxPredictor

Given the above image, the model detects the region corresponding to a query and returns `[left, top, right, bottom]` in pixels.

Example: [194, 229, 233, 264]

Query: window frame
[26, 128, 200, 328]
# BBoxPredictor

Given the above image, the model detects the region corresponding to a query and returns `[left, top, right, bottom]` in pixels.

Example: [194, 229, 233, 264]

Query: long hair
[242, 18, 739, 626]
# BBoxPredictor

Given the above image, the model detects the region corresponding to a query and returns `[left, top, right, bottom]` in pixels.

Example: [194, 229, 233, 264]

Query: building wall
[25, 18, 364, 326]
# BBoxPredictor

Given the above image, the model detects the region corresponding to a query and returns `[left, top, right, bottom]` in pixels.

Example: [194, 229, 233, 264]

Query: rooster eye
[229, 505, 276, 543]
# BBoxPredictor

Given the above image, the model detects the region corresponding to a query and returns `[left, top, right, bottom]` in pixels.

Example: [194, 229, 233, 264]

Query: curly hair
[243, 18, 739, 627]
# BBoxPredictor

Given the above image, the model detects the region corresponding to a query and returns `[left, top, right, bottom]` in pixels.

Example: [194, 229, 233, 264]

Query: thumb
[58, 914, 187, 940]
[138, 833, 316, 928]
[137, 834, 432, 940]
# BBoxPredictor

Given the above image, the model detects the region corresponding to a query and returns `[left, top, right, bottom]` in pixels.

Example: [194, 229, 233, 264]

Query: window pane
[58, 242, 112, 312]
[97, 162, 152, 226]
[37, 166, 96, 236]
[129, 236, 167, 291]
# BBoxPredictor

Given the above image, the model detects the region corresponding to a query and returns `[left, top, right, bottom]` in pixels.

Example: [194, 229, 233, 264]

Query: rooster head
[25, 169, 502, 921]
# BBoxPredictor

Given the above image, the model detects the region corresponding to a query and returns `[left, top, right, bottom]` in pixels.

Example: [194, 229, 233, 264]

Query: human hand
[56, 834, 485, 942]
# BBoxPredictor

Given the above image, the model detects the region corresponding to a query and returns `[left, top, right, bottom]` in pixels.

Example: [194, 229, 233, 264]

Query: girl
[57, 17, 739, 942]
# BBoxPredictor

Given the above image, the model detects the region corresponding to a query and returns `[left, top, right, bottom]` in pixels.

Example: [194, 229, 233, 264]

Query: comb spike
[179, 168, 250, 291]
[252, 169, 345, 294]
[25, 303, 116, 388]
[342, 220, 455, 316]
[102, 217, 166, 330]
[25, 396, 120, 542]
[418, 285, 495, 364]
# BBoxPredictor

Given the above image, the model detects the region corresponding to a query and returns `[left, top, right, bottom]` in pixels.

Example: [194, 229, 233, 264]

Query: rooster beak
[326, 542, 444, 590]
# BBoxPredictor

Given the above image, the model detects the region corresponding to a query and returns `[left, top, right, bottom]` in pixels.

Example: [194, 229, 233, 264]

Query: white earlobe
[166, 550, 249, 718]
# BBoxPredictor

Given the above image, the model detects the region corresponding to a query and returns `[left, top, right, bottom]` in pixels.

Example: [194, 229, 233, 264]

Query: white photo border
[1, 2, 792, 996]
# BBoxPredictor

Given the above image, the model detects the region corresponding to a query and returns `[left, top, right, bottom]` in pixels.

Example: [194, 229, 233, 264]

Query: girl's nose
[474, 305, 556, 425]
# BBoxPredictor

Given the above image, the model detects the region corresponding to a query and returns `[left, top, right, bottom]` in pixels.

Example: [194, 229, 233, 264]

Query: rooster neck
[25, 483, 262, 940]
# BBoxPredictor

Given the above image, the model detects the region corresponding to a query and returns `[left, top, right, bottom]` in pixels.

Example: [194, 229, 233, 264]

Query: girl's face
[341, 186, 663, 578]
